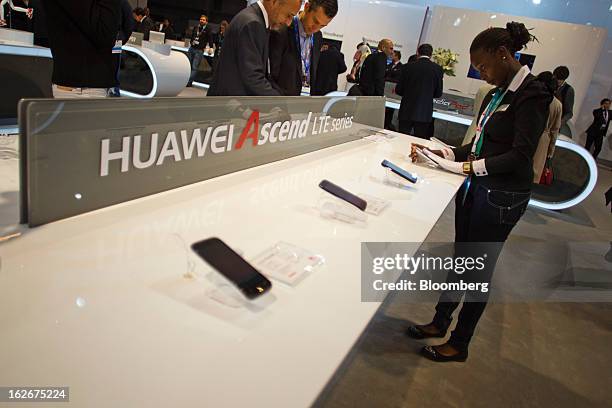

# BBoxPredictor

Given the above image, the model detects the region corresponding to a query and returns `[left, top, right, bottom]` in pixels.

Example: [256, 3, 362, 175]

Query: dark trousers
[384, 108, 396, 131]
[432, 183, 531, 351]
[399, 120, 431, 139]
[187, 47, 204, 85]
[585, 131, 604, 159]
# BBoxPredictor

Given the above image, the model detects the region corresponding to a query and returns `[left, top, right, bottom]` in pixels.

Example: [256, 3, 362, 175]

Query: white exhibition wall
[322, 0, 427, 91]
[422, 6, 607, 119]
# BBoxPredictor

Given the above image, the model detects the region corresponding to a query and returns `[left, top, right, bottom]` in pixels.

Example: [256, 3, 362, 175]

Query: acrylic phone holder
[318, 193, 368, 224]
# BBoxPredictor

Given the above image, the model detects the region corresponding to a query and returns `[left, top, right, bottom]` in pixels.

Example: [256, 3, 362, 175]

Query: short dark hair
[537, 71, 556, 94]
[553, 66, 570, 81]
[394, 50, 401, 59]
[309, 0, 338, 18]
[601, 98, 611, 105]
[417, 43, 433, 57]
[133, 7, 145, 16]
[470, 21, 537, 54]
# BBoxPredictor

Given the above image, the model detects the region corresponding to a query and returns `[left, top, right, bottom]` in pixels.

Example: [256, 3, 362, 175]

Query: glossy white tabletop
[0, 131, 464, 407]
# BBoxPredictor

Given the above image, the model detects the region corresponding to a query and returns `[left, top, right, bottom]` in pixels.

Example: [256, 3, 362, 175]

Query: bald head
[263, 0, 301, 30]
[378, 39, 394, 58]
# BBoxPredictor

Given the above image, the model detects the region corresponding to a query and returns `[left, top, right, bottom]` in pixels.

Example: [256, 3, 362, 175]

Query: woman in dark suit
[585, 98, 611, 159]
[407, 22, 553, 362]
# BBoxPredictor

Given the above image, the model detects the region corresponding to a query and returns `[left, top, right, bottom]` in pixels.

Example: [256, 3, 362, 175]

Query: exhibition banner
[19, 96, 384, 226]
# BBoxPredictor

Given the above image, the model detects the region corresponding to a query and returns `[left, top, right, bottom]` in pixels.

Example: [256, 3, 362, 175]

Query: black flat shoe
[420, 345, 468, 362]
[405, 324, 446, 339]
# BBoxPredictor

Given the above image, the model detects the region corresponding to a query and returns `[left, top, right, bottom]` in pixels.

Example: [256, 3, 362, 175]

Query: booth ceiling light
[532, 0, 541, 5]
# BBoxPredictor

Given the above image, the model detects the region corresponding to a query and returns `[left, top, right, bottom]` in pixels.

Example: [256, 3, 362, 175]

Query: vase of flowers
[432, 48, 459, 77]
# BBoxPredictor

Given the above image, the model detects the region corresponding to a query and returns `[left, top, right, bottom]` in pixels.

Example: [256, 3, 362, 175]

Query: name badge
[112, 40, 122, 54]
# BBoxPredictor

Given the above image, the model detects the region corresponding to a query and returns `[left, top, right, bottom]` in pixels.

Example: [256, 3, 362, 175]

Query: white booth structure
[119, 42, 190, 98]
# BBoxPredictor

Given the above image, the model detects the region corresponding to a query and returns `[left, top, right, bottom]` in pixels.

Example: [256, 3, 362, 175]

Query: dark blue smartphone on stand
[381, 159, 417, 183]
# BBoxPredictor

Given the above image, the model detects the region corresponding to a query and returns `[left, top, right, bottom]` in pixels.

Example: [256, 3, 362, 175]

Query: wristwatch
[462, 161, 472, 175]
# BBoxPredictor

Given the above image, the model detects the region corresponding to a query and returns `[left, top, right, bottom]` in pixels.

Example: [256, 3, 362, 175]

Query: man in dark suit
[208, 0, 301, 96]
[585, 98, 611, 159]
[312, 44, 346, 95]
[133, 7, 154, 40]
[396, 43, 443, 138]
[269, 0, 337, 96]
[385, 50, 402, 82]
[358, 39, 393, 96]
[43, 0, 120, 91]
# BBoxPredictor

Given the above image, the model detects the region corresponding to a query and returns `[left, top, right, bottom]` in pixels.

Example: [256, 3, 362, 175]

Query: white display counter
[0, 131, 465, 407]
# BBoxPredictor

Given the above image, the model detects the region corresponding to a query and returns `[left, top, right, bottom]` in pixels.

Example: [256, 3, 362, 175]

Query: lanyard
[471, 88, 507, 158]
[293, 16, 314, 83]
[195, 25, 206, 42]
[461, 88, 506, 205]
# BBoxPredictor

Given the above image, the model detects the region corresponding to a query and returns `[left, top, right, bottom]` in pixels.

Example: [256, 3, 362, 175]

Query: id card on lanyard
[293, 16, 314, 86]
[462, 88, 507, 204]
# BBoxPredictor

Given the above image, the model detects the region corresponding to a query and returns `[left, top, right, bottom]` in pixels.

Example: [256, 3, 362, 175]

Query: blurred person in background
[356, 38, 393, 96]
[208, 0, 301, 96]
[532, 71, 562, 183]
[396, 43, 443, 138]
[269, 0, 338, 96]
[312, 43, 346, 95]
[584, 98, 611, 160]
[186, 14, 212, 87]
[43, 0, 120, 98]
[553, 65, 574, 137]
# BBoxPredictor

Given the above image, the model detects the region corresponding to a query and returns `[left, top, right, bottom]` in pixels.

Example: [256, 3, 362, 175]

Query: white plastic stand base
[383, 167, 417, 189]
[318, 193, 368, 224]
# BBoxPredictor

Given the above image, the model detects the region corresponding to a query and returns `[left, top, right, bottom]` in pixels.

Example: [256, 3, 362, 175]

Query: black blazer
[586, 108, 611, 136]
[312, 47, 347, 96]
[358, 51, 387, 96]
[395, 57, 443, 123]
[269, 21, 322, 96]
[137, 15, 155, 41]
[189, 24, 212, 50]
[42, 0, 120, 88]
[454, 74, 553, 191]
[208, 4, 280, 96]
[385, 61, 402, 82]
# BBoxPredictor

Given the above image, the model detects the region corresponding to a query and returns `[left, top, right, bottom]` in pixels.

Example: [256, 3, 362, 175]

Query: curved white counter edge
[120, 44, 190, 98]
[530, 137, 598, 211]
[0, 43, 52, 58]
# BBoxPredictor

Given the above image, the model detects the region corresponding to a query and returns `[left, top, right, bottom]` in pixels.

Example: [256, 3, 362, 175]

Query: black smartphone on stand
[318, 179, 368, 211]
[191, 238, 272, 299]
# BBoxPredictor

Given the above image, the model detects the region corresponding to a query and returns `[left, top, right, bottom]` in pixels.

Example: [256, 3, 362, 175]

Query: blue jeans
[187, 47, 204, 85]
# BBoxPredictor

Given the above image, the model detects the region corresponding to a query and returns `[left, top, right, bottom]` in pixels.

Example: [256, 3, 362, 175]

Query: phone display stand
[359, 193, 390, 216]
[318, 193, 368, 224]
[250, 242, 325, 286]
[383, 168, 417, 189]
[183, 246, 253, 308]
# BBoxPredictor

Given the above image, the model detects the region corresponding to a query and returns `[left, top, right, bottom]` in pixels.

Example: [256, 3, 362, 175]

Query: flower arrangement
[432, 48, 459, 77]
